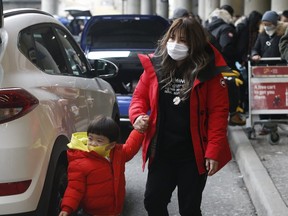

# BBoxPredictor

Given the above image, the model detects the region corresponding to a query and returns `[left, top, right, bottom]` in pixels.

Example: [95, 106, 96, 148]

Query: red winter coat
[129, 44, 232, 174]
[61, 130, 144, 216]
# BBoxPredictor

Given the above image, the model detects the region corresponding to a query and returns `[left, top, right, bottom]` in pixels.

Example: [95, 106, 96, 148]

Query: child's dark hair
[87, 115, 120, 142]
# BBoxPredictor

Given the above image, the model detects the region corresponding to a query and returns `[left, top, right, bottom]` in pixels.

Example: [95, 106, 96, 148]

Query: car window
[54, 28, 88, 76]
[19, 25, 88, 77]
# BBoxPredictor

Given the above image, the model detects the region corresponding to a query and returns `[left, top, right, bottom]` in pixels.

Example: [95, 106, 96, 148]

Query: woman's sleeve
[205, 73, 231, 166]
[129, 70, 151, 124]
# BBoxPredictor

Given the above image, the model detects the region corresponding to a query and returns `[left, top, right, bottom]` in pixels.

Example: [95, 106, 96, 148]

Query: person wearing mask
[129, 17, 232, 216]
[59, 115, 149, 216]
[251, 10, 287, 62]
[251, 10, 288, 135]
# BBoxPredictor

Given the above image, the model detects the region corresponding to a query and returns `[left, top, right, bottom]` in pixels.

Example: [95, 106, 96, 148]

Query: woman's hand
[133, 115, 149, 133]
[58, 211, 69, 216]
[205, 158, 219, 176]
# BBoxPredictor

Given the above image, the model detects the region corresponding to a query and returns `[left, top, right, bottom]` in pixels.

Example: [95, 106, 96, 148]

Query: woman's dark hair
[156, 17, 209, 100]
[87, 115, 120, 142]
[248, 10, 262, 31]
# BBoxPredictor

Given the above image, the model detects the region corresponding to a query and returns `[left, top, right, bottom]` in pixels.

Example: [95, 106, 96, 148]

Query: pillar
[41, 0, 58, 14]
[126, 0, 141, 14]
[205, 0, 220, 20]
[244, 0, 270, 15]
[141, 0, 153, 15]
[271, 0, 288, 12]
[156, 0, 169, 19]
[220, 0, 244, 16]
[191, 0, 198, 16]
[198, 0, 206, 23]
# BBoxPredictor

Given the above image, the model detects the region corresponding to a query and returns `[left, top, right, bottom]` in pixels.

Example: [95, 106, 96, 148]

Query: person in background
[235, 11, 263, 67]
[280, 10, 288, 22]
[59, 115, 149, 216]
[251, 10, 288, 135]
[205, 7, 237, 69]
[251, 10, 287, 62]
[129, 17, 232, 216]
[220, 4, 234, 18]
[235, 10, 263, 112]
[205, 6, 246, 126]
[279, 25, 288, 61]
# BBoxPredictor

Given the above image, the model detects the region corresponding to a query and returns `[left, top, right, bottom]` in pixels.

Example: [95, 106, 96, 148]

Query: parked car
[0, 4, 119, 216]
[80, 14, 170, 122]
[55, 9, 92, 43]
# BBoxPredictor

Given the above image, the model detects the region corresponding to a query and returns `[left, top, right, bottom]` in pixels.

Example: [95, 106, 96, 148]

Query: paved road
[120, 124, 257, 216]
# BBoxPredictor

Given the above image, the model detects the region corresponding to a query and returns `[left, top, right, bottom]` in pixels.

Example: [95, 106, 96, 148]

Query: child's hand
[59, 211, 69, 216]
[133, 115, 149, 133]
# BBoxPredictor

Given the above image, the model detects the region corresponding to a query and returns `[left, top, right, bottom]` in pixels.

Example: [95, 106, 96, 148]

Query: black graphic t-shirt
[157, 70, 194, 160]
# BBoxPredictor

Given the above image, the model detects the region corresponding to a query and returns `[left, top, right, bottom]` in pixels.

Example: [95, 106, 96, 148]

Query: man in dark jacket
[205, 7, 246, 126]
[205, 8, 238, 70]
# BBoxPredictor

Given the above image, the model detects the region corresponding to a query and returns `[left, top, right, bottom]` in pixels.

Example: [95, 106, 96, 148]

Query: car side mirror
[91, 58, 118, 79]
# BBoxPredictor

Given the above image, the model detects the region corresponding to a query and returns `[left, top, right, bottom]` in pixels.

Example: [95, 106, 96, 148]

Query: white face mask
[166, 41, 189, 61]
[264, 26, 276, 36]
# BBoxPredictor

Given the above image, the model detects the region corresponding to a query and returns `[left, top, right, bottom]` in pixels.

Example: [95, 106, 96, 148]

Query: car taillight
[0, 88, 39, 124]
[0, 180, 32, 196]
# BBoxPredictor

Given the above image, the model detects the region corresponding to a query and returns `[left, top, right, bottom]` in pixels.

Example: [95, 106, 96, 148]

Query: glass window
[19, 25, 88, 77]
[54, 28, 88, 76]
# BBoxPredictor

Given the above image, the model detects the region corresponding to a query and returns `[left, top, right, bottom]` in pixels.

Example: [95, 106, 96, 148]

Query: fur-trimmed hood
[259, 21, 288, 36]
[207, 8, 234, 24]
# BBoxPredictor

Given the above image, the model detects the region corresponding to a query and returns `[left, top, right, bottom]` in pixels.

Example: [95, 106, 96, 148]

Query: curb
[228, 126, 288, 216]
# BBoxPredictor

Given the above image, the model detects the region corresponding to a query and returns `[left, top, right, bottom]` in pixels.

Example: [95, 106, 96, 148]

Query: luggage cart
[246, 57, 288, 145]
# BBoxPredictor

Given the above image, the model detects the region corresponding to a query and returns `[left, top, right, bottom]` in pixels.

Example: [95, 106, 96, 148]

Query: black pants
[144, 157, 207, 216]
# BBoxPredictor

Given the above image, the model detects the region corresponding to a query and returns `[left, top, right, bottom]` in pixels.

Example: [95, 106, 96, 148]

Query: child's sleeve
[122, 129, 144, 161]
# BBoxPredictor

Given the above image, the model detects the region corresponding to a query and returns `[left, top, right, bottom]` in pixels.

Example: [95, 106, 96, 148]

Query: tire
[48, 164, 68, 216]
[268, 132, 280, 145]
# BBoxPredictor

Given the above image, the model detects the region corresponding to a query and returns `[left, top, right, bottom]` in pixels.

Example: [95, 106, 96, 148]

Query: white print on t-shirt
[164, 78, 185, 105]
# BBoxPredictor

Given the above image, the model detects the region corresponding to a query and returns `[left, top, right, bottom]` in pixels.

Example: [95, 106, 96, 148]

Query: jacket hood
[206, 18, 225, 32]
[259, 21, 288, 36]
[67, 132, 89, 152]
[207, 8, 233, 25]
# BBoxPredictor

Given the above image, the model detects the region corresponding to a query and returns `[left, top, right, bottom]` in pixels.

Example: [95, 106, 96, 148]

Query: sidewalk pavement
[228, 126, 288, 216]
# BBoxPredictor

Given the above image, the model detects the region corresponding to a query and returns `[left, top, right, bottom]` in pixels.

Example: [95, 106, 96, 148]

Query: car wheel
[48, 164, 67, 216]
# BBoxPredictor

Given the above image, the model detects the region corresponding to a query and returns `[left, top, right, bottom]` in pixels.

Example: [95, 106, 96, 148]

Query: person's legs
[144, 158, 177, 216]
[176, 159, 207, 216]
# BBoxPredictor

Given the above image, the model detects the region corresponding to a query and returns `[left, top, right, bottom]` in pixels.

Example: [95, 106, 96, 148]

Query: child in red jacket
[59, 115, 149, 216]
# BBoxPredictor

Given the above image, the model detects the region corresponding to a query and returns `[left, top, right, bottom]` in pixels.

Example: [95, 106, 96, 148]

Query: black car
[80, 14, 170, 122]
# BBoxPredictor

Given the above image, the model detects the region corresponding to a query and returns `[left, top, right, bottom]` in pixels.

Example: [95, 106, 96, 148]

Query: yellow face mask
[88, 143, 111, 157]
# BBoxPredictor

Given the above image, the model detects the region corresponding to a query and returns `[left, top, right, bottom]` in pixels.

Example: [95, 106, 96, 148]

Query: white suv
[0, 6, 119, 216]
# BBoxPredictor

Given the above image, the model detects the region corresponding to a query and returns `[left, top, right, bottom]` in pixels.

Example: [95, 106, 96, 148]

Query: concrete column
[198, 0, 206, 23]
[126, 0, 141, 14]
[191, 0, 198, 16]
[176, 0, 192, 10]
[41, 0, 58, 14]
[271, 0, 288, 12]
[244, 0, 271, 15]
[141, 0, 153, 15]
[156, 0, 169, 18]
[220, 0, 244, 16]
[205, 0, 220, 20]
